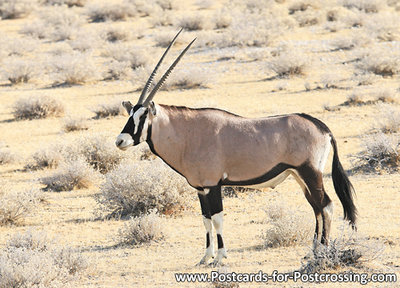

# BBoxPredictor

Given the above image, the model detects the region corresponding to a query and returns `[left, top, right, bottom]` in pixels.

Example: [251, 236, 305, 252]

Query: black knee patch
[217, 234, 224, 249]
[206, 232, 210, 248]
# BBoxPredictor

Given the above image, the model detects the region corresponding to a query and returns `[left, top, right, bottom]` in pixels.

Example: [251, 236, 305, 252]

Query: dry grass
[13, 96, 64, 120]
[0, 144, 16, 165]
[62, 117, 89, 132]
[102, 43, 151, 70]
[341, 0, 385, 13]
[269, 50, 309, 77]
[0, 184, 43, 225]
[0, 230, 88, 287]
[103, 60, 134, 80]
[21, 6, 82, 41]
[41, 158, 100, 192]
[1, 57, 36, 85]
[43, 0, 87, 7]
[117, 210, 164, 246]
[262, 204, 313, 248]
[178, 14, 206, 31]
[25, 144, 65, 170]
[51, 52, 100, 85]
[162, 66, 211, 90]
[97, 160, 192, 217]
[0, 0, 34, 19]
[93, 101, 125, 119]
[86, 2, 136, 22]
[353, 133, 400, 173]
[300, 226, 384, 273]
[357, 45, 400, 77]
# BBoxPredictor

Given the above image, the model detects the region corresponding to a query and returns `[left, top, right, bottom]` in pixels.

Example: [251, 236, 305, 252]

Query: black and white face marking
[115, 105, 150, 150]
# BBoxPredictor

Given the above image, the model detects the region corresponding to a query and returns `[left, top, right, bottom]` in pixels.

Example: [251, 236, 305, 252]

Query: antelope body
[115, 30, 357, 267]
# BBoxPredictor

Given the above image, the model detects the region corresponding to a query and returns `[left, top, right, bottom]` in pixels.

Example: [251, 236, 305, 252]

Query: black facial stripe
[133, 112, 147, 145]
[121, 117, 135, 137]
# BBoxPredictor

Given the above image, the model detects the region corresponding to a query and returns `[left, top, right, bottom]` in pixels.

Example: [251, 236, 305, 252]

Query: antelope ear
[122, 101, 133, 114]
[149, 101, 157, 116]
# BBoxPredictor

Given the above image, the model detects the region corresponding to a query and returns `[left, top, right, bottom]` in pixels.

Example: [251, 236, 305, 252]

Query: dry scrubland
[0, 0, 399, 286]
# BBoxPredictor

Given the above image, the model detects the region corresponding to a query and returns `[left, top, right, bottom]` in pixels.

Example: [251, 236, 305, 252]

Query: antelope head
[115, 29, 196, 150]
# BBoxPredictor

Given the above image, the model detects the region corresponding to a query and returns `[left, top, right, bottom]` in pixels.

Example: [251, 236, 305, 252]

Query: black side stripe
[220, 163, 295, 186]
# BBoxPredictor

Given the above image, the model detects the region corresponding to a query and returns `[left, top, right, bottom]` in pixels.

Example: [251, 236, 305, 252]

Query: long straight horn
[136, 28, 183, 105]
[143, 38, 196, 107]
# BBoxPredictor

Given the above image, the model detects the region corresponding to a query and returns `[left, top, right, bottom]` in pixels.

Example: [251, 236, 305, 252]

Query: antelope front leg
[209, 186, 227, 267]
[197, 192, 215, 265]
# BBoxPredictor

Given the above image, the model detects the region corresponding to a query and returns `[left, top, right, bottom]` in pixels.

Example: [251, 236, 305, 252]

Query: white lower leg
[211, 211, 227, 265]
[199, 217, 214, 264]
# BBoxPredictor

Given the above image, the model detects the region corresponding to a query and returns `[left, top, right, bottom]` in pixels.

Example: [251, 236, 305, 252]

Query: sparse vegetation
[93, 101, 125, 119]
[262, 204, 313, 248]
[353, 133, 400, 173]
[0, 185, 42, 225]
[62, 117, 89, 132]
[118, 210, 164, 245]
[86, 2, 136, 22]
[300, 226, 384, 273]
[102, 44, 151, 70]
[43, 0, 87, 7]
[269, 50, 308, 77]
[357, 45, 400, 77]
[162, 66, 210, 90]
[51, 52, 100, 85]
[0, 230, 88, 287]
[0, 0, 35, 19]
[97, 160, 192, 217]
[1, 57, 35, 85]
[342, 0, 385, 13]
[178, 14, 206, 31]
[0, 144, 15, 165]
[13, 96, 64, 120]
[41, 158, 99, 191]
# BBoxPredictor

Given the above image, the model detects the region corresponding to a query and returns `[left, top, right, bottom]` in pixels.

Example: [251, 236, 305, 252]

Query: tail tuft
[331, 136, 357, 228]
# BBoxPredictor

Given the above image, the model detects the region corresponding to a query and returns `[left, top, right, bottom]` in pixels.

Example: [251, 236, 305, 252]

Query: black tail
[331, 136, 357, 229]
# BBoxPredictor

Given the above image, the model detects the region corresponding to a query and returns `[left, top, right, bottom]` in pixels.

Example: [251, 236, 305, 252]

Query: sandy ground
[0, 0, 399, 287]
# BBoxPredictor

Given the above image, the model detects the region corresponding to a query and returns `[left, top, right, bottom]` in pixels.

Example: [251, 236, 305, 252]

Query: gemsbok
[115, 29, 357, 267]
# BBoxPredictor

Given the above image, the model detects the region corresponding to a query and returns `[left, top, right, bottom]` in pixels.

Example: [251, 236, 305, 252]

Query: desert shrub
[13, 96, 64, 120]
[342, 0, 385, 13]
[288, 0, 317, 14]
[86, 2, 136, 22]
[103, 60, 134, 80]
[0, 144, 16, 165]
[0, 185, 43, 225]
[365, 12, 400, 41]
[78, 135, 127, 174]
[292, 9, 322, 27]
[353, 133, 400, 173]
[102, 44, 150, 70]
[262, 204, 313, 248]
[154, 31, 187, 48]
[103, 27, 131, 43]
[358, 52, 400, 77]
[373, 88, 397, 103]
[117, 210, 164, 245]
[161, 66, 211, 90]
[0, 0, 35, 19]
[377, 107, 400, 134]
[93, 101, 125, 119]
[41, 158, 99, 191]
[213, 9, 232, 29]
[195, 0, 213, 9]
[25, 145, 65, 170]
[42, 0, 86, 7]
[50, 52, 100, 85]
[269, 50, 308, 77]
[62, 117, 88, 132]
[21, 6, 82, 41]
[0, 230, 88, 287]
[97, 160, 192, 217]
[178, 14, 206, 31]
[1, 57, 36, 85]
[0, 37, 38, 57]
[330, 34, 370, 51]
[300, 226, 384, 273]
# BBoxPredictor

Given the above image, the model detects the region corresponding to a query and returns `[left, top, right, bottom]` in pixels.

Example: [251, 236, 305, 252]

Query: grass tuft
[262, 204, 313, 248]
[62, 117, 89, 132]
[0, 230, 88, 287]
[13, 96, 64, 120]
[117, 210, 164, 245]
[97, 160, 192, 217]
[41, 158, 99, 192]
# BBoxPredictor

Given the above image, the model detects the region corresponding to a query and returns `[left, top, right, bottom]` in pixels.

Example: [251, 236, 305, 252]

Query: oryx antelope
[115, 29, 357, 266]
